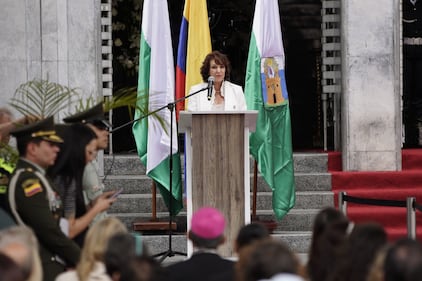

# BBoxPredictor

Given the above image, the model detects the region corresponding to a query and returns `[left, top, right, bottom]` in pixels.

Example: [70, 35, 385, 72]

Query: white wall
[0, 0, 102, 117]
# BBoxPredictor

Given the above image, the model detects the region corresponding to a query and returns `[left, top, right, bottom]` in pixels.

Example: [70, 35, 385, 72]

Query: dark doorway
[111, 0, 323, 152]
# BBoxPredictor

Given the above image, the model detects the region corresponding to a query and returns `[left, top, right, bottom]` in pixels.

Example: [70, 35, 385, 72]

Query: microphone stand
[111, 85, 209, 263]
[110, 86, 209, 134]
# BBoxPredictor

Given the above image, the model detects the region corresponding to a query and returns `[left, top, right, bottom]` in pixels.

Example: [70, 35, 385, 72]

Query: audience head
[0, 107, 13, 123]
[10, 117, 63, 167]
[0, 226, 42, 281]
[76, 217, 127, 281]
[238, 238, 302, 281]
[307, 207, 350, 281]
[384, 238, 422, 281]
[327, 222, 387, 281]
[48, 123, 97, 185]
[0, 253, 26, 281]
[63, 103, 110, 150]
[121, 255, 166, 281]
[311, 207, 349, 244]
[188, 207, 226, 249]
[105, 232, 150, 281]
[235, 222, 270, 253]
[0, 107, 38, 144]
[0, 107, 13, 143]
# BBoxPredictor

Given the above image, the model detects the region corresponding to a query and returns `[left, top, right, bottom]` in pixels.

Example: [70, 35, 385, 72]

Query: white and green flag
[245, 0, 295, 220]
[132, 0, 183, 215]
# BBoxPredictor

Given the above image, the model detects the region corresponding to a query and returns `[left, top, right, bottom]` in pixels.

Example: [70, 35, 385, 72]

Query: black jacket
[166, 252, 235, 281]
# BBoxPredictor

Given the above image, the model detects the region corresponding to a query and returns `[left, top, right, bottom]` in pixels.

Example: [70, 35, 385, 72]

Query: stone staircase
[103, 153, 334, 258]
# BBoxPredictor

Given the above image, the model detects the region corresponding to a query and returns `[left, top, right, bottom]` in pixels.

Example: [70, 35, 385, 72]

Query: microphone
[207, 76, 215, 101]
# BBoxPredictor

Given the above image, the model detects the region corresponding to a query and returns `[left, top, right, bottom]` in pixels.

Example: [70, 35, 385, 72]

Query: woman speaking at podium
[187, 51, 247, 111]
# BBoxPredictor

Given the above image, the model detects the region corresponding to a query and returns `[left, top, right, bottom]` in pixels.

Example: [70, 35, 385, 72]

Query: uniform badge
[22, 179, 43, 197]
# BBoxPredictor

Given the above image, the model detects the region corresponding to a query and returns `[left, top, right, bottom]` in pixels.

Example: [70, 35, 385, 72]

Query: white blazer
[187, 81, 247, 111]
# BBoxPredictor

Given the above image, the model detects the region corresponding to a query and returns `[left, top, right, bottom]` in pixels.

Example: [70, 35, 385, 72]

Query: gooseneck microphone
[207, 76, 215, 101]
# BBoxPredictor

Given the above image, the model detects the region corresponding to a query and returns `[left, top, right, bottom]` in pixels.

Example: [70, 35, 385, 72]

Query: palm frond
[103, 87, 167, 132]
[9, 79, 80, 118]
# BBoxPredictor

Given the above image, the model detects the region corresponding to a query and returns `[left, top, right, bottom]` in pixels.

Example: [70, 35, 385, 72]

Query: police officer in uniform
[6, 116, 80, 281]
[0, 157, 14, 209]
[403, 0, 422, 146]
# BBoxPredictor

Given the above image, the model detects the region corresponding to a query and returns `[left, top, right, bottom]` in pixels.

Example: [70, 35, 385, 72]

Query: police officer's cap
[10, 116, 63, 143]
[63, 103, 111, 131]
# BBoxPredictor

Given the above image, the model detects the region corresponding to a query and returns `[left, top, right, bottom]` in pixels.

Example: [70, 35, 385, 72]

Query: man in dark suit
[6, 117, 80, 281]
[166, 207, 234, 281]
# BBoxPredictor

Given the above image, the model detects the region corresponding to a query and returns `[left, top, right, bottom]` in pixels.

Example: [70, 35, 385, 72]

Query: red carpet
[329, 149, 422, 241]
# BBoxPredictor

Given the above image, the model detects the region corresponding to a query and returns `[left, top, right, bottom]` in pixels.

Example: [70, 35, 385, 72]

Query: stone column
[341, 0, 402, 171]
[0, 0, 101, 110]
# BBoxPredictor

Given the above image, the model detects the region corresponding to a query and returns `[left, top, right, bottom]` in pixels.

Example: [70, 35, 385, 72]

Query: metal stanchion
[339, 191, 347, 216]
[407, 197, 416, 239]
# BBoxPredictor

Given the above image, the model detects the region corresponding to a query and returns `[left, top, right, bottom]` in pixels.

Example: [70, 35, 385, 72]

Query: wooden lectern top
[178, 110, 258, 133]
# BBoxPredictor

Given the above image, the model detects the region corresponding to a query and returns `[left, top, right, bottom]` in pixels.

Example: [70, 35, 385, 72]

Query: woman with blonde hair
[56, 217, 127, 281]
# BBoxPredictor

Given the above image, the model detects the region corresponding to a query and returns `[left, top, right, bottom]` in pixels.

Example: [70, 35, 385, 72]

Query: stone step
[107, 191, 333, 215]
[102, 172, 331, 194]
[103, 152, 332, 256]
[292, 153, 327, 173]
[141, 231, 312, 258]
[104, 153, 328, 176]
[109, 208, 332, 233]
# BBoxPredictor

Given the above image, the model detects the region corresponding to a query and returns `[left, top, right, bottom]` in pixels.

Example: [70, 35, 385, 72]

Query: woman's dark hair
[236, 222, 270, 252]
[241, 239, 299, 281]
[311, 207, 348, 244]
[307, 207, 349, 281]
[48, 123, 96, 187]
[47, 123, 97, 220]
[384, 238, 422, 281]
[327, 222, 388, 281]
[200, 51, 231, 82]
[104, 233, 149, 278]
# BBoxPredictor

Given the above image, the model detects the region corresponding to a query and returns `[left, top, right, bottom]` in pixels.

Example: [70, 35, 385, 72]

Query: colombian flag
[175, 0, 212, 118]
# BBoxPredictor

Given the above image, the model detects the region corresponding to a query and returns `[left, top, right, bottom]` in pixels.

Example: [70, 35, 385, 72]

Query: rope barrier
[339, 191, 420, 239]
[342, 194, 407, 207]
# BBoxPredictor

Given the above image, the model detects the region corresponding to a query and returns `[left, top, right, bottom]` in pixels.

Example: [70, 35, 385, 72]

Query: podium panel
[180, 111, 257, 257]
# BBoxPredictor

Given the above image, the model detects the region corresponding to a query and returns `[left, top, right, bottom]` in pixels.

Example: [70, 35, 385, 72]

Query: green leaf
[9, 78, 80, 118]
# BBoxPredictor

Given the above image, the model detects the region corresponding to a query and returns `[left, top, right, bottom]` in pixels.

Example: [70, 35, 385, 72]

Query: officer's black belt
[404, 37, 422, 45]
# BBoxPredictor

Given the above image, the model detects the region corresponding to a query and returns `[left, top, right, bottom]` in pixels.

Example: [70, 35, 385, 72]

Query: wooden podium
[179, 110, 258, 257]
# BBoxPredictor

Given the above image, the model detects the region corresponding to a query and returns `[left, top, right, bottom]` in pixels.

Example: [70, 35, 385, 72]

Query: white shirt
[187, 81, 247, 111]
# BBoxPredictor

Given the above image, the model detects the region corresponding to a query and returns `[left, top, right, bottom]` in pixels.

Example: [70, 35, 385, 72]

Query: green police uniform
[0, 157, 14, 209]
[7, 117, 81, 281]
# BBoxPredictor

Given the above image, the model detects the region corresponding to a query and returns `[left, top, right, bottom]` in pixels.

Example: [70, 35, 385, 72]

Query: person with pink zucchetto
[165, 207, 234, 281]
